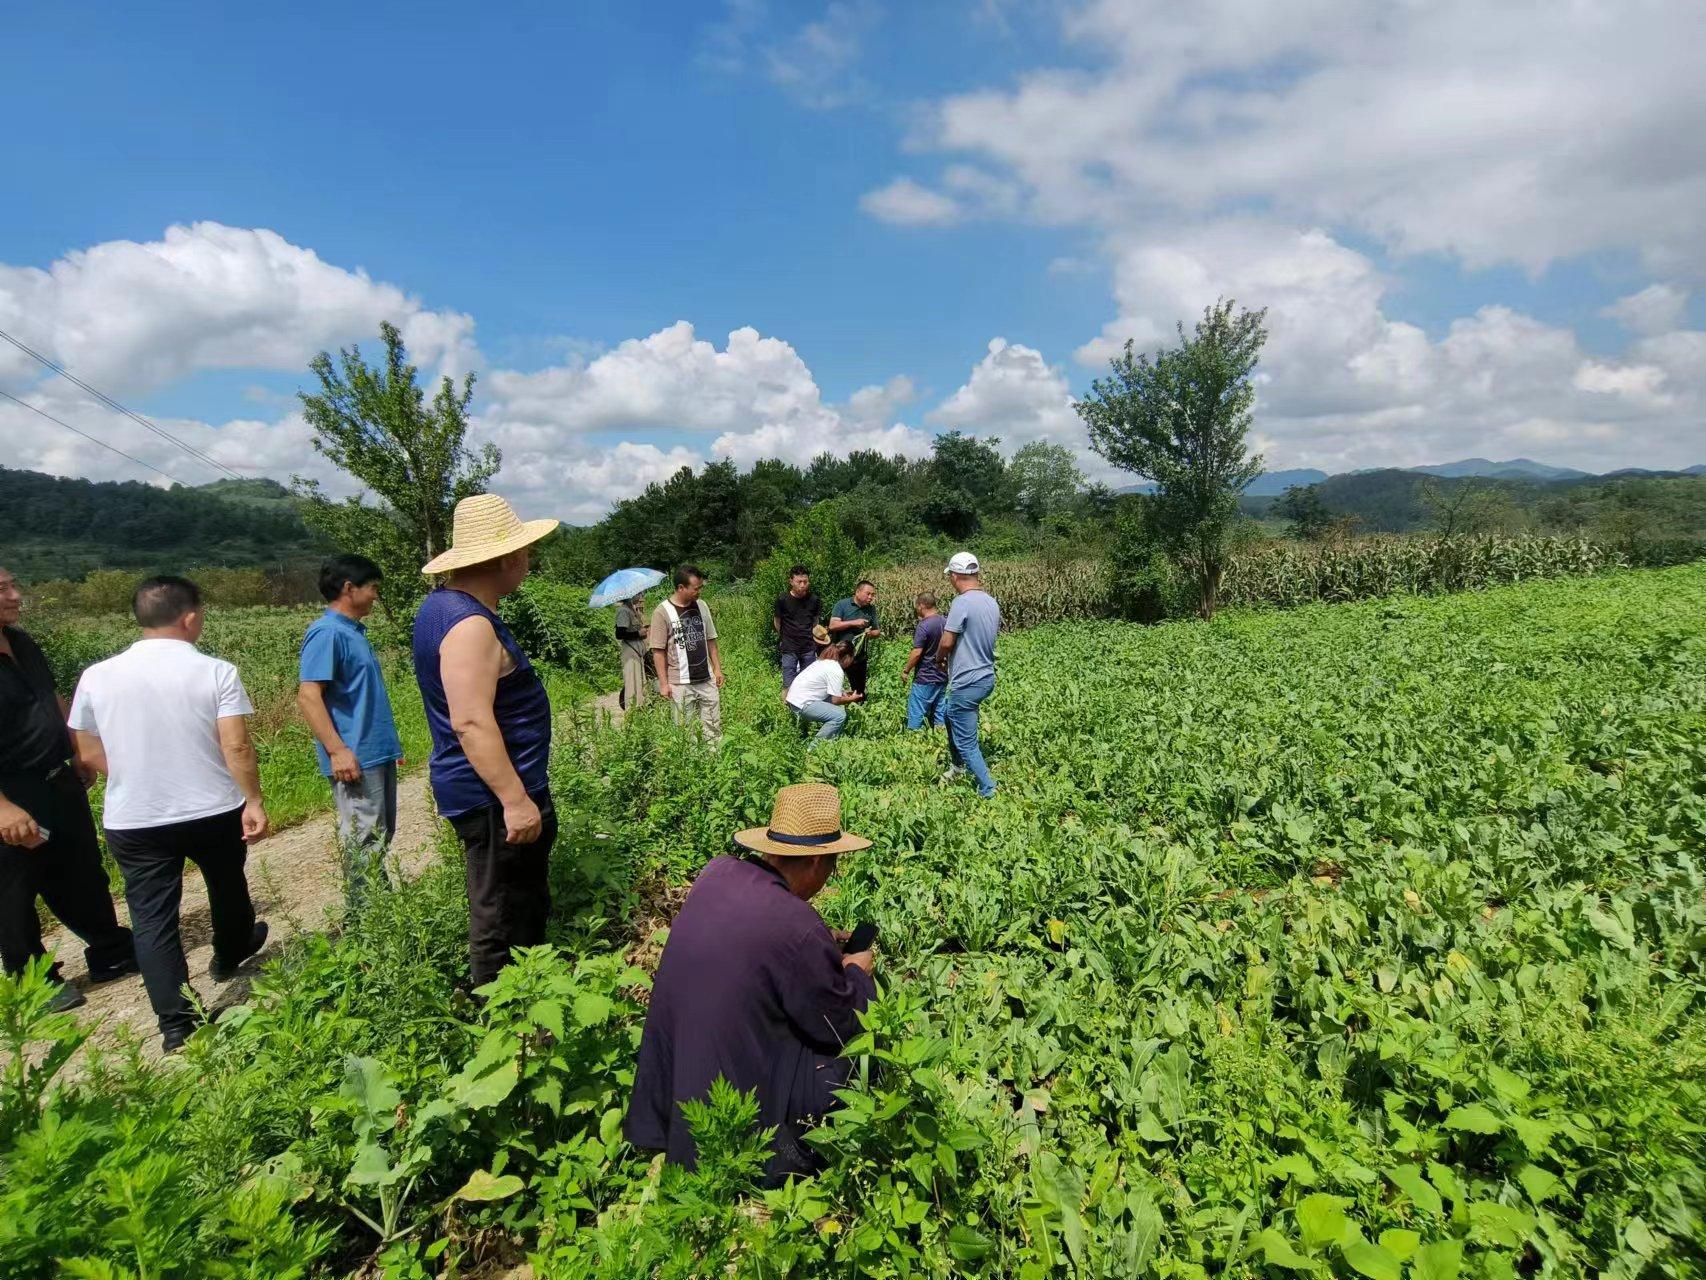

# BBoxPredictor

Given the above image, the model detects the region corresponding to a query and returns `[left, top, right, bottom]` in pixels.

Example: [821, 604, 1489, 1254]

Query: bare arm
[935, 630, 958, 671]
[72, 728, 108, 779]
[651, 646, 673, 699]
[708, 638, 724, 687]
[297, 681, 362, 782]
[59, 694, 97, 785]
[902, 646, 923, 679]
[441, 616, 541, 842]
[216, 715, 269, 842]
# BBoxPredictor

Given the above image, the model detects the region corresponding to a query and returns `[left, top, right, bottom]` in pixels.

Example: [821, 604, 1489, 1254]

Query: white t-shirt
[68, 638, 254, 830]
[786, 658, 846, 710]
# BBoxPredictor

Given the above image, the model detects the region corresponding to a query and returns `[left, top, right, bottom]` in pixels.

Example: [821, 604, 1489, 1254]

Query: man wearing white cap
[413, 494, 561, 988]
[935, 551, 1000, 798]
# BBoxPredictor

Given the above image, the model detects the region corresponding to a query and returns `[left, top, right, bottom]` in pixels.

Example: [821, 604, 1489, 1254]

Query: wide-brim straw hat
[421, 494, 560, 575]
[733, 782, 873, 857]
[811, 623, 832, 646]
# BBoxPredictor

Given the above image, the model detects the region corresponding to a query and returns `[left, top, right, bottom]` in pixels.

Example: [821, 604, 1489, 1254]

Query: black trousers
[0, 768, 134, 980]
[451, 790, 557, 988]
[847, 650, 870, 695]
[106, 806, 256, 1039]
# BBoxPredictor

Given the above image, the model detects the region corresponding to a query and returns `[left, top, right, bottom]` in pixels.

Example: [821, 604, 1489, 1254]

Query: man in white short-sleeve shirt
[784, 642, 863, 745]
[68, 576, 270, 1052]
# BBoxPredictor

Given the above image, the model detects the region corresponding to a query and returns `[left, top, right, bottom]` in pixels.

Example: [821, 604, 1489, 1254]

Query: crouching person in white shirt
[68, 576, 269, 1054]
[784, 641, 864, 746]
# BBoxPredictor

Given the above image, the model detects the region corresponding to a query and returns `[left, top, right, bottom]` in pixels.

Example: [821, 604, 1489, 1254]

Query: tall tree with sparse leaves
[292, 322, 498, 608]
[1075, 299, 1267, 618]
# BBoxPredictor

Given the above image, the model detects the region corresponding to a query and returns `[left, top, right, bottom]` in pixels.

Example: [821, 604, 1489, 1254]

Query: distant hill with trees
[0, 467, 320, 581]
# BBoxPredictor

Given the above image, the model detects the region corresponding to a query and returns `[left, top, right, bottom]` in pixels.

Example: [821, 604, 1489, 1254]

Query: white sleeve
[215, 662, 255, 718]
[825, 665, 845, 698]
[67, 677, 98, 734]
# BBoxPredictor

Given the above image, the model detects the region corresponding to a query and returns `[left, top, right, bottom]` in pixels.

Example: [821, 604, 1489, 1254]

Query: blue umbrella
[589, 567, 665, 609]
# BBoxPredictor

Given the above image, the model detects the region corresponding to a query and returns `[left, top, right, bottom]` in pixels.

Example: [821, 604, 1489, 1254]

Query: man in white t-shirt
[68, 576, 270, 1053]
[784, 641, 863, 745]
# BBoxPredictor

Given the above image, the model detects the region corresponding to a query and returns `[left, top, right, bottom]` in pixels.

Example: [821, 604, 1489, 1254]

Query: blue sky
[3, 1, 1701, 519]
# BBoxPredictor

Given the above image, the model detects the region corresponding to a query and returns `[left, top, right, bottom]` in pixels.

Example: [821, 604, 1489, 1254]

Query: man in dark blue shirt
[626, 783, 876, 1185]
[901, 592, 948, 730]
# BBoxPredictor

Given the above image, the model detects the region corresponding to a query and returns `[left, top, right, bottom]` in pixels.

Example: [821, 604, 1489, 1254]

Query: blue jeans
[945, 676, 996, 797]
[780, 647, 817, 690]
[905, 680, 947, 730]
[792, 699, 846, 743]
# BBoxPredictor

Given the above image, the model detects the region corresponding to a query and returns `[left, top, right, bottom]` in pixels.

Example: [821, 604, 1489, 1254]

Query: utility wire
[0, 326, 243, 480]
[0, 388, 191, 486]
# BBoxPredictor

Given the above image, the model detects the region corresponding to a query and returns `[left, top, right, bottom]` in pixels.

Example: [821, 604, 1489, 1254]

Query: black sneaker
[48, 983, 87, 1013]
[88, 954, 140, 984]
[161, 1021, 197, 1054]
[209, 921, 269, 983]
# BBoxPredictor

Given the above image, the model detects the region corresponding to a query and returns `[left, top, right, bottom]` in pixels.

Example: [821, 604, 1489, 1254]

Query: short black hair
[133, 575, 201, 628]
[319, 553, 384, 602]
[788, 564, 811, 579]
[856, 579, 876, 591]
[915, 592, 937, 609]
[674, 565, 706, 588]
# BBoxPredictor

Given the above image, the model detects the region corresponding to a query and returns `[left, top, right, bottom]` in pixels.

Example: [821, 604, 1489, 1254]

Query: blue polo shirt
[299, 609, 402, 777]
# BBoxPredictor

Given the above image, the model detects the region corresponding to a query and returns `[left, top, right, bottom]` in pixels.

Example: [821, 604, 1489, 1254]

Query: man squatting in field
[627, 782, 876, 1186]
[413, 495, 560, 989]
[297, 554, 404, 913]
[0, 565, 137, 1013]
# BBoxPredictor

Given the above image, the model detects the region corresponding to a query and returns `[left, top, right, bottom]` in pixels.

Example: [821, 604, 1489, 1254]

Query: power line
[0, 326, 244, 480]
[0, 388, 191, 486]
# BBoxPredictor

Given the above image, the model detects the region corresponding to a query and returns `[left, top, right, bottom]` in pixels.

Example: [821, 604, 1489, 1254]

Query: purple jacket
[625, 855, 876, 1174]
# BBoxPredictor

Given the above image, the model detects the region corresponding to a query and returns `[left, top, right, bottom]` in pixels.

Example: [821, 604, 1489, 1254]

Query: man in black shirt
[0, 566, 137, 1010]
[771, 565, 823, 691]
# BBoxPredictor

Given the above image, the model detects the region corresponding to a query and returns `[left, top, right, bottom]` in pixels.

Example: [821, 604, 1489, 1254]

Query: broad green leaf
[1343, 1238, 1404, 1280]
[1516, 1164, 1561, 1204]
[1379, 1229, 1420, 1260]
[453, 1168, 524, 1201]
[573, 992, 614, 1025]
[1387, 1165, 1442, 1217]
[1485, 1064, 1530, 1103]
[1411, 1239, 1463, 1280]
[947, 1224, 994, 1262]
[1443, 1104, 1502, 1134]
[1297, 1193, 1351, 1249]
[1253, 1229, 1314, 1270]
[1466, 1200, 1532, 1247]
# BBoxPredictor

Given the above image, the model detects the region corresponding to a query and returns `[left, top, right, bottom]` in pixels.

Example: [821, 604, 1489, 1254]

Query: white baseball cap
[945, 551, 980, 575]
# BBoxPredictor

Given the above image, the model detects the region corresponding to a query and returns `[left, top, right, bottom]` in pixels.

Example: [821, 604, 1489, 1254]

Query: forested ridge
[0, 467, 319, 580]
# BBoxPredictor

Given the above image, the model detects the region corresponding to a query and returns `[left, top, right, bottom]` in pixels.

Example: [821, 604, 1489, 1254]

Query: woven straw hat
[733, 782, 872, 858]
[811, 623, 832, 647]
[421, 495, 560, 575]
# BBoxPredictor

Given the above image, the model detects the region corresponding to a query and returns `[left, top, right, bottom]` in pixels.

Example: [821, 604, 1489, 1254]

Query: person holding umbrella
[589, 568, 668, 713]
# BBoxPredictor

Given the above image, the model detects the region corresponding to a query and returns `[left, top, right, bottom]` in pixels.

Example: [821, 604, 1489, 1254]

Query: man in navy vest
[412, 495, 559, 988]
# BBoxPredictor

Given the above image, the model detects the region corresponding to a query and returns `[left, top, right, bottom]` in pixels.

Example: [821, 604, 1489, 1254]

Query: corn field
[869, 535, 1656, 632]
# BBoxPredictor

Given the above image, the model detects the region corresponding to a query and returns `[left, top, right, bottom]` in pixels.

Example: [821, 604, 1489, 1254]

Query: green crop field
[3, 565, 1702, 1278]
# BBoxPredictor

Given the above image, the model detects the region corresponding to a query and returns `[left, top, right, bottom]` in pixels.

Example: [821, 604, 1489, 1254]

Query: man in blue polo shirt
[297, 554, 403, 910]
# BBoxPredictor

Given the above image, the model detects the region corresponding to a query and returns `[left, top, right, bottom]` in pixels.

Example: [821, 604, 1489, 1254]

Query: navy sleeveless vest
[412, 588, 552, 818]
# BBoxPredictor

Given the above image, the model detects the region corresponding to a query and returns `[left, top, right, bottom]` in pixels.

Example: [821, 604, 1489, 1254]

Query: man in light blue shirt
[935, 551, 1000, 798]
[297, 554, 403, 910]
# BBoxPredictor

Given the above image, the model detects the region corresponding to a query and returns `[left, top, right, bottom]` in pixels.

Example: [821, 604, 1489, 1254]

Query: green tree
[1008, 441, 1085, 523]
[1075, 299, 1268, 618]
[922, 431, 1011, 539]
[293, 322, 498, 606]
[1274, 483, 1338, 541]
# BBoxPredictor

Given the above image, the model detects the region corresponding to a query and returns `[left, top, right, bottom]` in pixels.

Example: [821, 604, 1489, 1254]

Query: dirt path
[43, 769, 439, 1064]
[47, 689, 628, 1064]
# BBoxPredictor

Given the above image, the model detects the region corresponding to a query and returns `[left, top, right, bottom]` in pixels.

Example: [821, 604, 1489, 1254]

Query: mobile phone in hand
[843, 920, 878, 953]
